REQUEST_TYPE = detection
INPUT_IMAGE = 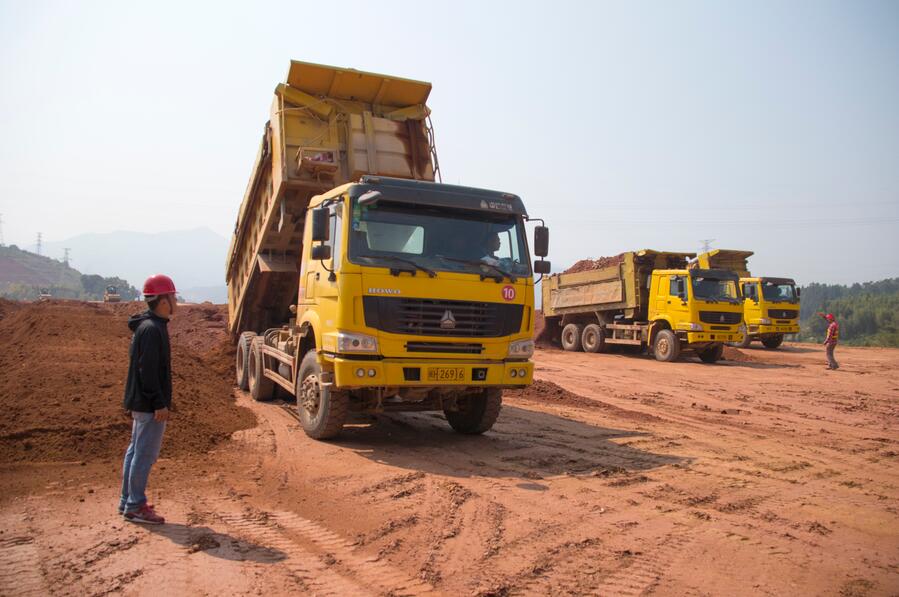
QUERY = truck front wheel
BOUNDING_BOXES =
[698,343,724,363]
[296,350,349,440]
[653,329,680,362]
[561,323,584,352]
[762,334,784,349]
[444,388,502,435]
[582,324,606,353]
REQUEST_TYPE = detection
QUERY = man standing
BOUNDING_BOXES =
[120,274,177,524]
[821,312,839,370]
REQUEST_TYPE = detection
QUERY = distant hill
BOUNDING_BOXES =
[0,245,139,300]
[35,228,229,303]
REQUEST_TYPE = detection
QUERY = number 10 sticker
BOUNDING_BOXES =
[502,285,516,301]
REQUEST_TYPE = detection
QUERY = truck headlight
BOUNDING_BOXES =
[758,318,771,325]
[739,324,747,335]
[336,331,379,353]
[679,322,703,332]
[508,339,534,358]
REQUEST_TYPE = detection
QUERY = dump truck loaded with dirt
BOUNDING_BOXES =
[226,61,550,439]
[541,250,744,363]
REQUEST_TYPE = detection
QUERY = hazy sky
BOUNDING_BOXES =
[1,0,897,284]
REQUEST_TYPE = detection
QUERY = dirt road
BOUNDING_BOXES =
[1,302,897,596]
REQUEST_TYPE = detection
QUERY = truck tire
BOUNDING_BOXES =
[581,324,606,353]
[653,329,680,362]
[235,332,255,390]
[729,334,752,349]
[561,323,584,352]
[248,338,275,401]
[762,334,784,349]
[296,350,349,440]
[444,388,502,435]
[698,343,724,363]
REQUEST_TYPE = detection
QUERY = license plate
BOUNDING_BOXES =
[426,367,466,382]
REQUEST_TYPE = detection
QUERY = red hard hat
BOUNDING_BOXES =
[143,274,177,297]
[825,313,835,321]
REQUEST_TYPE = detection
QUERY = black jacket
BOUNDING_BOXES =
[123,310,172,413]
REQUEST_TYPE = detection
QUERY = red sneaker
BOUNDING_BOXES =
[124,504,165,525]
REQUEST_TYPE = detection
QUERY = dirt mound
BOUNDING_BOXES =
[507,379,661,422]
[563,254,624,274]
[722,345,752,362]
[0,300,253,463]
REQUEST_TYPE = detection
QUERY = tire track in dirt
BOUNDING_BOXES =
[0,535,47,597]
[589,529,696,596]
[216,509,365,596]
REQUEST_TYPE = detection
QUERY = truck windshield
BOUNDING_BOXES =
[690,276,740,303]
[761,281,797,302]
[348,199,530,277]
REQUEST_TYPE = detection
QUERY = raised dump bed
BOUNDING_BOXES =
[226,61,438,337]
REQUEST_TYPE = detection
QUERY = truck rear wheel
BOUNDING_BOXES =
[762,334,784,349]
[581,324,606,353]
[561,323,584,352]
[653,329,680,362]
[235,332,255,390]
[698,343,724,363]
[248,338,275,401]
[297,350,348,440]
[444,388,502,435]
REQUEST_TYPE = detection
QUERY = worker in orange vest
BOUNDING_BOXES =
[819,312,839,370]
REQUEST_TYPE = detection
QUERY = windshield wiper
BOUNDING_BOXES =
[436,255,517,282]
[356,254,436,278]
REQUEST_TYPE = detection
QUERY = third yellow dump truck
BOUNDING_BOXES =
[226,61,549,439]
[695,250,800,349]
[542,250,744,363]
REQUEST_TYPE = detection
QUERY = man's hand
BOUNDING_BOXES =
[154,407,169,422]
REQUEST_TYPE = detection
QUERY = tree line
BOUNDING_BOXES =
[798,278,899,347]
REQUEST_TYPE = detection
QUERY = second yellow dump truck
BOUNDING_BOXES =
[226,61,549,439]
[542,250,744,363]
[695,250,800,349]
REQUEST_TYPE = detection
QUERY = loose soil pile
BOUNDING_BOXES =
[563,254,624,274]
[0,300,253,462]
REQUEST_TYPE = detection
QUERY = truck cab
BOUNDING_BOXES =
[646,268,744,361]
[736,277,800,349]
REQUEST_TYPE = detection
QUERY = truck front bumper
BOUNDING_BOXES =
[750,323,800,335]
[685,331,742,344]
[330,357,533,389]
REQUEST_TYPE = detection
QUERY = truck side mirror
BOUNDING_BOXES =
[311,207,330,242]
[534,260,551,274]
[311,244,331,261]
[796,288,801,297]
[533,226,549,258]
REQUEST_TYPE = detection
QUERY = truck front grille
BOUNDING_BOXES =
[363,296,523,338]
[768,308,798,319]
[698,311,742,325]
[406,342,484,354]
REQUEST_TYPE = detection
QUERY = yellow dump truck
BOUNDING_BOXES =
[541,250,744,363]
[695,250,800,349]
[226,61,549,439]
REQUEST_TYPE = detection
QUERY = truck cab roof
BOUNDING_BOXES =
[311,176,528,216]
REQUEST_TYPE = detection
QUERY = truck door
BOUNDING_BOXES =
[666,275,690,326]
[742,281,760,322]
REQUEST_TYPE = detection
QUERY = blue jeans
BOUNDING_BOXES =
[120,411,166,513]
